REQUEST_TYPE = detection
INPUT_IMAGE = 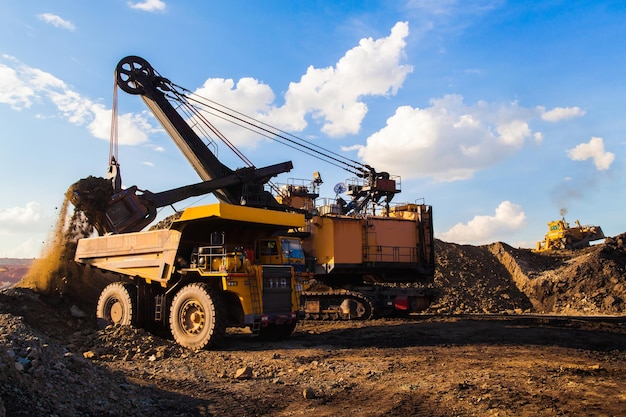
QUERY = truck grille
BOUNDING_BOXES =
[262,266,293,314]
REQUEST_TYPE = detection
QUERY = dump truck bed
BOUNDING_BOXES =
[75,229,181,286]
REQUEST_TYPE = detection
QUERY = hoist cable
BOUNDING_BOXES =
[169,92,355,173]
[109,74,119,165]
[169,83,368,176]
[171,90,255,168]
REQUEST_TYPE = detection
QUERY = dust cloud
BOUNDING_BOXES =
[17,177,113,305]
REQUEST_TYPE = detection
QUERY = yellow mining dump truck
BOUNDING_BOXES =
[75,202,308,349]
[535,218,605,251]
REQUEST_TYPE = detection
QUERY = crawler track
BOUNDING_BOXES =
[301,289,375,320]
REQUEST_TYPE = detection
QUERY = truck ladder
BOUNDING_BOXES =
[248,271,263,334]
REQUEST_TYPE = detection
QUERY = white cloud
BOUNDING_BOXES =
[541,106,586,122]
[438,201,526,244]
[0,64,34,109]
[354,94,539,181]
[0,238,43,258]
[37,13,76,31]
[566,136,615,170]
[191,77,276,148]
[128,0,166,12]
[146,144,166,152]
[88,104,153,145]
[190,22,413,147]
[0,57,155,145]
[0,203,49,257]
[0,202,46,237]
[0,202,43,224]
[269,21,413,137]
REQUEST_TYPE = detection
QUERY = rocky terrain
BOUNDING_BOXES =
[0,233,625,416]
[432,233,626,315]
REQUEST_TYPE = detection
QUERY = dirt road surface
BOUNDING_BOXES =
[1,288,625,417]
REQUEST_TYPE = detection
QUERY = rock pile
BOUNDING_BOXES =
[430,232,626,315]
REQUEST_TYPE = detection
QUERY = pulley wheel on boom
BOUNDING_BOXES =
[116,56,157,95]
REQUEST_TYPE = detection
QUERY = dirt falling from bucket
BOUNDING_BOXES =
[17,177,113,305]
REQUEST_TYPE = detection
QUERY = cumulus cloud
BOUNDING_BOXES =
[540,106,586,122]
[0,57,156,146]
[438,201,526,244]
[0,202,43,224]
[353,95,540,181]
[89,104,154,145]
[37,13,76,31]
[0,237,43,258]
[0,202,50,257]
[191,77,276,148]
[270,21,413,137]
[128,0,166,12]
[0,63,34,109]
[146,144,166,152]
[191,22,413,147]
[566,137,614,170]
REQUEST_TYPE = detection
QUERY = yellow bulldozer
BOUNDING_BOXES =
[535,217,605,252]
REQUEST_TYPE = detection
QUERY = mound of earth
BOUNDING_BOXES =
[430,232,626,315]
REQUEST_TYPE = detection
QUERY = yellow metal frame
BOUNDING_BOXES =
[174,202,305,228]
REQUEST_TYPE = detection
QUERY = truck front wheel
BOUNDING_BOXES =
[96,282,136,329]
[169,283,226,350]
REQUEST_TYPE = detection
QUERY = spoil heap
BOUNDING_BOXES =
[430,232,626,315]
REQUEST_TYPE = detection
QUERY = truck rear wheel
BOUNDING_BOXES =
[169,283,226,350]
[96,282,136,329]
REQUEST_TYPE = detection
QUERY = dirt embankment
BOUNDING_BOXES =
[430,232,626,316]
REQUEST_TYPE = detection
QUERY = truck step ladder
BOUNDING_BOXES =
[154,294,166,322]
[248,272,263,334]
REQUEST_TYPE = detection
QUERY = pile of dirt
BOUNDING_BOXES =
[523,233,626,314]
[429,240,535,314]
[429,232,626,315]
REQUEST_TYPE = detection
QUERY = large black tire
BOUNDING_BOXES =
[169,283,227,350]
[96,282,136,329]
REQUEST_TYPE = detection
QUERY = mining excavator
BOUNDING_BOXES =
[535,217,605,252]
[73,56,436,335]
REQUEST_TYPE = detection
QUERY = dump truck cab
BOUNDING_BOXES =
[255,237,306,271]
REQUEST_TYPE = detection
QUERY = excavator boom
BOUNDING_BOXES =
[72,56,296,234]
[115,55,292,206]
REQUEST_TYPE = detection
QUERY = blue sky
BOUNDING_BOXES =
[1,0,624,258]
